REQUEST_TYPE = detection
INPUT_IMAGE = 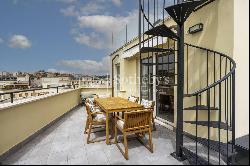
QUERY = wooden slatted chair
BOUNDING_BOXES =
[84,101,113,144]
[141,99,156,131]
[114,110,153,160]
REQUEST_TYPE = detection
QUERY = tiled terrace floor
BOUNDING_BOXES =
[2,106,185,165]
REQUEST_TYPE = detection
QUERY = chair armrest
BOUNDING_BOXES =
[143,107,154,111]
[91,112,104,116]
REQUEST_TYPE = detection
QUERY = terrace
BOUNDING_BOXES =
[0,88,184,165]
[2,108,183,165]
[1,87,241,165]
[0,0,248,165]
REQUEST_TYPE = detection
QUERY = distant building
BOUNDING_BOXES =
[0,71,9,76]
[81,76,111,88]
[17,74,30,83]
[0,76,17,82]
[0,73,30,89]
[40,76,73,88]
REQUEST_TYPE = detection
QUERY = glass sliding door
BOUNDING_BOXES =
[141,57,153,100]
[156,53,176,123]
[140,52,175,124]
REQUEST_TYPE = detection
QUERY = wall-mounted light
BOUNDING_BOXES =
[188,23,203,34]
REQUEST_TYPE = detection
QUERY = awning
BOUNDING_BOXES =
[122,37,167,59]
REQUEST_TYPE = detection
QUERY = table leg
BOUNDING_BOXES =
[106,112,109,145]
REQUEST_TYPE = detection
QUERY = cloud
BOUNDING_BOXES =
[61,2,105,16]
[60,0,137,49]
[77,14,129,34]
[0,38,3,44]
[9,35,32,49]
[74,32,107,49]
[47,68,69,74]
[57,0,78,4]
[79,1,106,15]
[58,0,122,6]
[58,56,110,75]
[60,5,79,17]
[111,0,122,6]
[74,10,137,49]
[12,0,19,5]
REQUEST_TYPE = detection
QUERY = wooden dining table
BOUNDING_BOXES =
[95,97,144,145]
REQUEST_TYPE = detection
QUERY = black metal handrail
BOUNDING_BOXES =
[0,84,79,103]
[184,43,236,97]
[140,4,155,28]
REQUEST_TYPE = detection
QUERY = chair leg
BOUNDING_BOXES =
[152,115,156,131]
[113,116,118,144]
[109,118,115,139]
[114,121,118,144]
[84,119,89,134]
[124,133,129,160]
[148,129,153,153]
[87,123,92,144]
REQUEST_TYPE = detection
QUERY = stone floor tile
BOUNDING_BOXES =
[2,106,184,165]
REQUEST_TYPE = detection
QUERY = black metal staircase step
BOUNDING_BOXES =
[184,133,236,157]
[145,24,178,39]
[165,1,205,25]
[184,121,232,131]
[235,135,249,152]
[184,105,219,111]
[140,47,175,53]
[182,147,210,165]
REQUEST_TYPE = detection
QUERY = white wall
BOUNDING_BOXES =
[234,0,249,138]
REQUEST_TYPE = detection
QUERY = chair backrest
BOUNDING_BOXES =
[85,103,93,119]
[86,98,95,105]
[124,110,152,131]
[128,96,139,103]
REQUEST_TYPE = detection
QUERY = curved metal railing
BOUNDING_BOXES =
[139,0,236,165]
[184,43,236,97]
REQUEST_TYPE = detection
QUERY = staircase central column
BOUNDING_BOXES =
[176,23,185,158]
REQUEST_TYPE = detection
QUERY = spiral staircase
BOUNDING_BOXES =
[139,0,236,165]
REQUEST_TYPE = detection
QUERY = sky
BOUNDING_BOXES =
[0,0,139,75]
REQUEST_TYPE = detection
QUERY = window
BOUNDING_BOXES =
[116,65,120,92]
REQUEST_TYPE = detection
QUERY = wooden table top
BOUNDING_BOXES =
[95,97,144,113]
